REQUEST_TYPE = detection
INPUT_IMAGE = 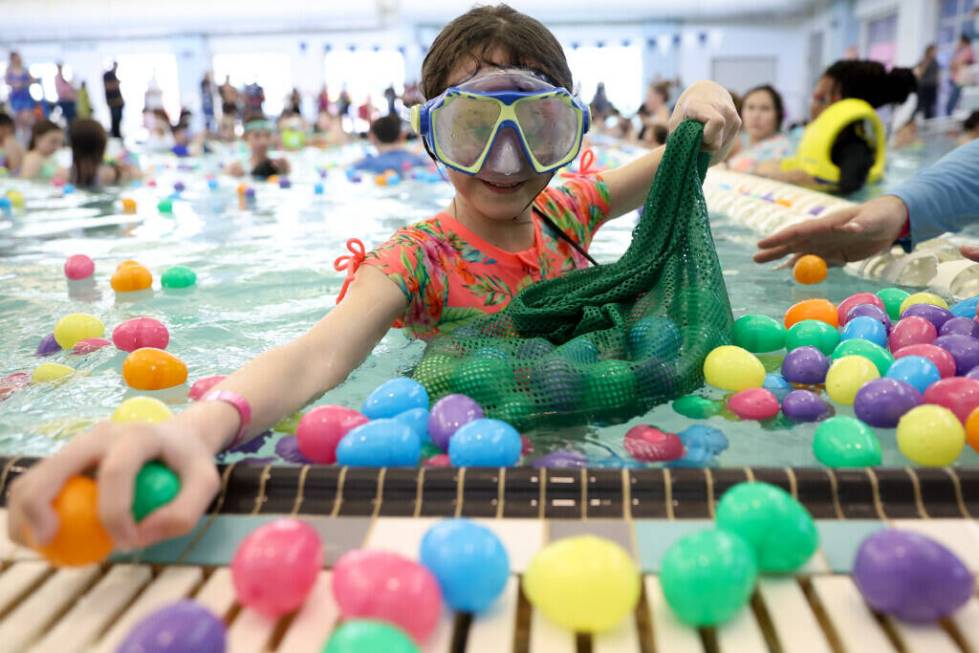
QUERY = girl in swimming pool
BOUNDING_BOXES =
[8,4,740,552]
[19,120,65,182]
[68,119,140,189]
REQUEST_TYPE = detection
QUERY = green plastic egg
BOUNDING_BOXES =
[450,356,511,406]
[876,287,911,322]
[324,620,419,653]
[161,265,197,289]
[813,416,882,467]
[786,319,841,355]
[491,392,535,430]
[412,353,457,399]
[716,482,819,573]
[157,198,173,214]
[660,529,757,626]
[831,339,894,375]
[733,315,786,353]
[131,462,181,522]
[274,411,303,434]
[584,360,637,412]
[672,395,721,419]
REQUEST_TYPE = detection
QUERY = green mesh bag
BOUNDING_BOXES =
[411,120,734,429]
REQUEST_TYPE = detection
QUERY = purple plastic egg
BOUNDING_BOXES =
[427,394,483,450]
[933,334,979,375]
[781,346,830,385]
[532,449,588,468]
[901,304,953,331]
[117,600,226,653]
[853,529,974,623]
[940,316,979,339]
[853,378,922,428]
[275,436,311,464]
[35,333,61,357]
[846,304,891,331]
[781,389,832,422]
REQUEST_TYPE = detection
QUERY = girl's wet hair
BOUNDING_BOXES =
[741,84,786,129]
[823,60,917,109]
[420,3,573,99]
[69,118,107,188]
[28,119,62,151]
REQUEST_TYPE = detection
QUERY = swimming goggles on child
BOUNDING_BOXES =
[410,69,590,176]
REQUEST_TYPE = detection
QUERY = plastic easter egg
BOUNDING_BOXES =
[826,356,880,406]
[32,362,75,383]
[893,343,957,378]
[188,375,226,400]
[672,394,721,419]
[529,358,583,412]
[117,600,226,653]
[324,621,419,653]
[297,405,369,464]
[786,320,840,355]
[111,262,153,292]
[332,549,442,642]
[532,449,588,468]
[763,373,793,401]
[337,419,421,467]
[899,291,948,317]
[451,356,511,406]
[38,476,113,566]
[727,388,779,420]
[877,287,911,321]
[889,316,937,351]
[36,333,61,356]
[782,389,832,422]
[54,312,105,349]
[122,348,188,390]
[678,425,729,457]
[854,529,974,622]
[781,346,830,385]
[837,292,885,325]
[716,482,818,572]
[157,198,173,214]
[392,407,430,443]
[831,339,893,375]
[902,304,953,332]
[112,397,173,424]
[846,304,891,331]
[841,316,887,348]
[362,378,429,419]
[897,405,964,466]
[940,316,979,338]
[793,255,827,284]
[784,298,838,329]
[313,182,325,195]
[131,462,180,521]
[950,296,979,318]
[448,419,521,467]
[732,315,786,353]
[121,197,137,214]
[420,519,509,613]
[428,394,483,450]
[922,377,979,422]
[966,407,979,452]
[64,254,94,280]
[583,360,638,412]
[813,415,881,467]
[703,346,765,391]
[886,355,941,394]
[523,535,640,632]
[231,519,323,617]
[491,392,535,430]
[933,334,979,375]
[624,425,684,461]
[853,378,922,428]
[659,529,757,627]
[557,336,601,364]
[73,338,111,354]
[627,316,682,359]
[5,189,23,207]
[161,265,197,289]
[112,317,170,352]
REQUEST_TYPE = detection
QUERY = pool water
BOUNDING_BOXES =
[1,138,975,468]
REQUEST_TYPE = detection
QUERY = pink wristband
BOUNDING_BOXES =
[202,390,252,451]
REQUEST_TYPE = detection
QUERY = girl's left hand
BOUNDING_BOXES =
[669,81,741,164]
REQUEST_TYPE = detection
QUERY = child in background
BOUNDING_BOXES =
[351,114,429,173]
[311,111,349,148]
[0,112,25,173]
[225,117,290,179]
[960,111,979,144]
[19,119,65,181]
[68,118,139,188]
[7,4,738,552]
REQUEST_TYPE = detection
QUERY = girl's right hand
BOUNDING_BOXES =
[8,420,220,552]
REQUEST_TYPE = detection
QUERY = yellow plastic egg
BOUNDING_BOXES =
[825,356,879,405]
[899,292,948,316]
[703,346,766,392]
[897,404,964,466]
[53,313,105,349]
[121,197,137,214]
[112,397,173,424]
[522,535,640,633]
[32,362,75,383]
[7,190,24,208]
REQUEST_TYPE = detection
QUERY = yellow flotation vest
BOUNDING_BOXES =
[782,98,886,187]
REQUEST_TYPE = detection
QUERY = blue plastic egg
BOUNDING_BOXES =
[448,419,521,467]
[314,182,325,195]
[841,316,888,348]
[420,519,510,613]
[392,407,430,443]
[671,425,729,467]
[63,183,75,194]
[207,178,219,190]
[336,419,420,467]
[117,600,226,653]
[886,355,942,394]
[362,378,430,419]
[555,337,600,364]
[950,296,979,319]
[762,372,793,402]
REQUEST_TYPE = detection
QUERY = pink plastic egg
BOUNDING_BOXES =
[923,377,979,423]
[112,317,170,352]
[894,344,957,378]
[189,375,226,401]
[726,387,780,420]
[889,317,937,351]
[72,338,111,355]
[332,549,442,643]
[297,405,369,464]
[231,519,323,618]
[624,425,684,461]
[424,453,452,467]
[838,293,885,326]
[64,254,95,280]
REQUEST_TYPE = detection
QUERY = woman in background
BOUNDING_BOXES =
[724,84,792,173]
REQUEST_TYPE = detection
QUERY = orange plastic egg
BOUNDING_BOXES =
[121,197,137,214]
[111,263,153,292]
[38,476,113,566]
[122,347,188,390]
[784,298,838,329]
[966,407,979,453]
[793,255,828,285]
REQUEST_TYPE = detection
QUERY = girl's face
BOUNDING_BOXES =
[741,90,778,140]
[246,129,272,155]
[36,130,64,156]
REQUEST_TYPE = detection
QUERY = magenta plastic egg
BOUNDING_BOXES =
[624,425,684,461]
[231,519,323,617]
[64,254,95,280]
[332,549,442,643]
[837,293,885,325]
[853,378,923,428]
[112,317,170,352]
[933,335,979,375]
[923,377,979,423]
[894,344,957,378]
[297,405,369,464]
[889,317,937,351]
[726,388,780,420]
[189,375,226,400]
[428,394,483,450]
[72,338,111,354]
